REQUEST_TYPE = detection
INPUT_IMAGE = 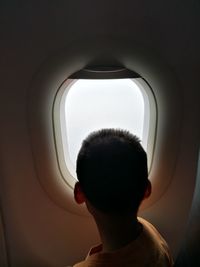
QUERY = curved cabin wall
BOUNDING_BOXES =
[0,1,199,267]
[28,41,182,216]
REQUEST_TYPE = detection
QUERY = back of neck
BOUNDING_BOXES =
[94,215,142,252]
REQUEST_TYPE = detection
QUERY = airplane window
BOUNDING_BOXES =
[54,76,156,187]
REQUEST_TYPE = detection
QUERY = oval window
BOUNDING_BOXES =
[54,70,156,188]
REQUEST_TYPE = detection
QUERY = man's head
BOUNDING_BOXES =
[75,129,151,215]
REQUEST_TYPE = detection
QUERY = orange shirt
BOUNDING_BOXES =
[73,218,173,267]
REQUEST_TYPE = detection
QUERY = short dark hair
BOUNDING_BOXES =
[76,129,148,214]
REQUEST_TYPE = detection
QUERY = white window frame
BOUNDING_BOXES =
[53,77,157,189]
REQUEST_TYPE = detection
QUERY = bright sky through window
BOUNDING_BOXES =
[64,79,145,172]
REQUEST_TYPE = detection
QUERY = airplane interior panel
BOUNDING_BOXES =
[0,1,199,266]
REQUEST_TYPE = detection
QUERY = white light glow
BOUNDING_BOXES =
[64,79,145,171]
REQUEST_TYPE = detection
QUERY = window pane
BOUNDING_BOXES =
[64,79,145,172]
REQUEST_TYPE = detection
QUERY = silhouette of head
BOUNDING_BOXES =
[76,129,149,215]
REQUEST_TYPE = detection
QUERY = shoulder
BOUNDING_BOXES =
[138,217,174,266]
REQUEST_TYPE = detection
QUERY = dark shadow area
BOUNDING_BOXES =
[175,149,200,267]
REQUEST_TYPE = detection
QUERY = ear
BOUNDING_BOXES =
[143,179,152,199]
[74,182,86,204]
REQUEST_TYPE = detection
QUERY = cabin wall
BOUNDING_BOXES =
[0,1,199,266]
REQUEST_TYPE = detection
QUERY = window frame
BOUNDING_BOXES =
[53,68,157,189]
